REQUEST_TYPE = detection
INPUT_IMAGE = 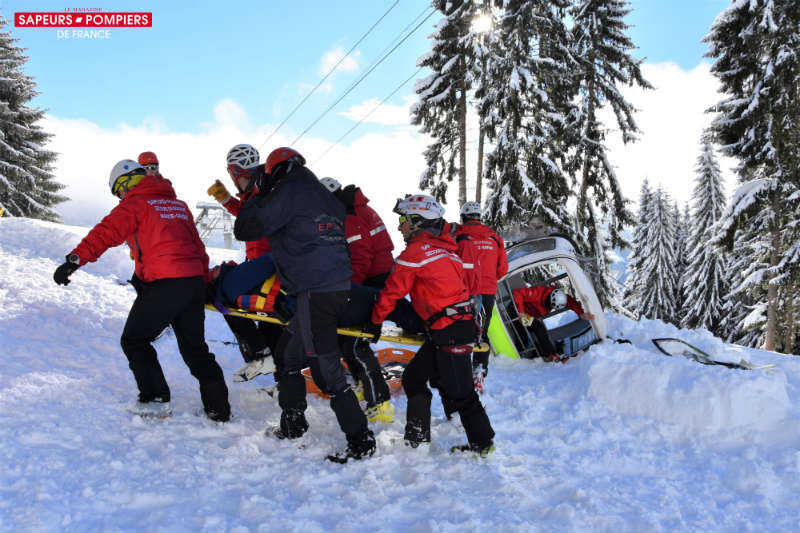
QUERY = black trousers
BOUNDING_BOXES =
[276,290,367,437]
[403,319,494,448]
[472,293,496,370]
[223,314,282,362]
[120,276,229,415]
[339,337,390,407]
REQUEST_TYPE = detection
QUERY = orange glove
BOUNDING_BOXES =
[207,179,232,204]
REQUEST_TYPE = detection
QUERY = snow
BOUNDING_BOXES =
[3,217,800,532]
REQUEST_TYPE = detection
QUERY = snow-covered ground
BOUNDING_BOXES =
[2,217,799,532]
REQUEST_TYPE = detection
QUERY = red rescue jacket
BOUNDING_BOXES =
[454,220,508,294]
[337,186,394,284]
[222,191,271,260]
[513,286,584,319]
[71,176,209,282]
[372,230,471,330]
[444,222,481,295]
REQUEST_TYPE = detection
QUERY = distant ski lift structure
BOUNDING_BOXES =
[194,201,235,249]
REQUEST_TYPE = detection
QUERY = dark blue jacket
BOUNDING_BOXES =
[234,166,352,294]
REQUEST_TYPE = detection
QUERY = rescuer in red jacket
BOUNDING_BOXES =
[206,144,281,383]
[319,177,395,287]
[364,194,495,456]
[512,285,595,361]
[454,202,509,387]
[52,160,230,421]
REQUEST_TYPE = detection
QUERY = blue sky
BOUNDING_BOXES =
[7,0,729,137]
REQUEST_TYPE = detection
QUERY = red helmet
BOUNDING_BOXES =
[265,147,305,175]
[138,151,159,165]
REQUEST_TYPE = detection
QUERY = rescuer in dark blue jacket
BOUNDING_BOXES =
[234,147,374,462]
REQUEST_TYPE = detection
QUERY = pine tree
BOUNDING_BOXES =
[682,134,729,334]
[705,0,800,352]
[719,228,766,348]
[411,0,478,205]
[567,0,651,306]
[0,17,65,220]
[671,201,689,325]
[635,187,677,322]
[481,0,574,234]
[622,179,652,314]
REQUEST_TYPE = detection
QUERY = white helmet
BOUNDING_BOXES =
[109,159,145,195]
[226,144,260,169]
[320,177,341,193]
[548,289,567,311]
[393,193,445,220]
[460,201,482,219]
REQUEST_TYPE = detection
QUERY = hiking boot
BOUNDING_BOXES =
[450,440,495,458]
[272,409,308,439]
[233,352,275,382]
[128,397,172,418]
[365,400,394,423]
[327,429,376,463]
[472,364,486,394]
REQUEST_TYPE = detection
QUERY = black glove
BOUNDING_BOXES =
[362,321,383,343]
[53,254,80,286]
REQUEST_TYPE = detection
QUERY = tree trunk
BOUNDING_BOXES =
[476,128,484,203]
[764,192,780,351]
[458,71,468,207]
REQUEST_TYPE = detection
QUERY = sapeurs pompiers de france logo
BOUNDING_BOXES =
[14,9,151,40]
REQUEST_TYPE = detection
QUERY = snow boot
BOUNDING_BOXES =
[326,429,376,463]
[272,408,309,439]
[204,408,231,423]
[403,418,431,448]
[233,349,275,382]
[450,440,495,458]
[365,400,394,423]
[128,397,172,418]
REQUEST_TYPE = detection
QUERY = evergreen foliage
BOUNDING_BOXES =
[568,0,651,305]
[0,17,65,220]
[682,135,728,334]
[705,0,800,352]
[634,187,677,322]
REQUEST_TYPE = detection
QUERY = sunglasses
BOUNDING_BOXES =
[143,164,158,172]
[398,214,408,225]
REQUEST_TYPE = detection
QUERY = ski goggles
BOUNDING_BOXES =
[227,164,260,180]
[111,172,145,196]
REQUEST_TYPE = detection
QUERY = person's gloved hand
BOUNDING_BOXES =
[362,321,383,343]
[520,314,533,327]
[53,254,80,286]
[207,179,232,204]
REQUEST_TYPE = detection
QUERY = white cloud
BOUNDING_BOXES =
[338,95,415,126]
[319,47,361,76]
[44,101,426,253]
[600,61,737,208]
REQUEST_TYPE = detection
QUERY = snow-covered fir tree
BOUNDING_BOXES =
[635,186,677,322]
[0,17,65,220]
[411,0,479,205]
[622,179,652,313]
[671,201,689,326]
[481,0,574,233]
[719,227,766,348]
[682,134,729,335]
[567,0,651,306]
[705,0,799,352]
